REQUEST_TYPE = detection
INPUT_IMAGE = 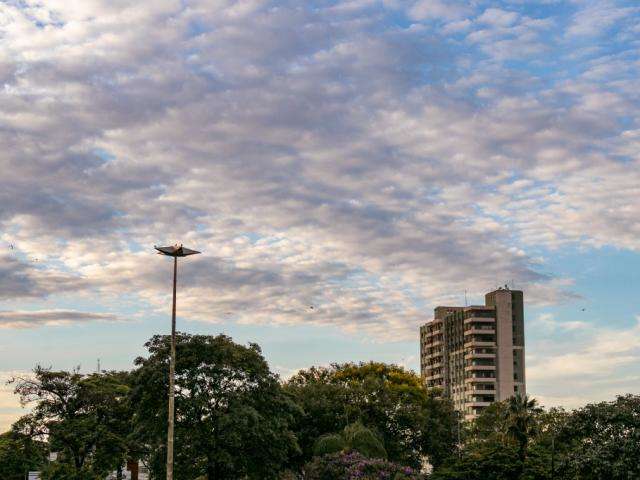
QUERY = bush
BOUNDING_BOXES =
[312,422,387,460]
[314,433,346,457]
[343,422,387,460]
[305,451,423,480]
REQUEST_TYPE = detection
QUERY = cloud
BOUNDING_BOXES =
[408,0,472,21]
[0,254,87,300]
[477,8,519,27]
[0,371,30,433]
[528,316,640,407]
[0,0,637,345]
[0,310,120,329]
[567,1,639,37]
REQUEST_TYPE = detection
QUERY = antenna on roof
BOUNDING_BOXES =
[97,358,101,373]
[464,290,468,307]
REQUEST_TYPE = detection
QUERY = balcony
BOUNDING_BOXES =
[464,340,495,349]
[464,352,495,359]
[464,364,496,372]
[465,376,496,384]
[424,351,443,360]
[464,325,496,334]
[464,316,495,324]
[466,387,496,395]
[424,328,443,338]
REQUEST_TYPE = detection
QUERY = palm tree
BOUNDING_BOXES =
[504,394,542,469]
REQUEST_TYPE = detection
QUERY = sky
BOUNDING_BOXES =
[1,0,639,432]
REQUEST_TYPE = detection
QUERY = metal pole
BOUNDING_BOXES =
[167,256,177,480]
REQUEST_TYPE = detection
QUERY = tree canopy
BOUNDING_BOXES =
[10,368,133,480]
[285,361,457,469]
[131,333,300,480]
[3,336,639,480]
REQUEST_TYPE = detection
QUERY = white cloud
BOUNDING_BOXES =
[477,8,519,27]
[0,310,120,329]
[528,316,640,407]
[0,371,31,433]
[567,1,639,37]
[0,0,637,351]
[408,0,472,21]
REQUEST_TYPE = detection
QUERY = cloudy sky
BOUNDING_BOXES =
[1,0,639,431]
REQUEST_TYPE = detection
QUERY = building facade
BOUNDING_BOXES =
[420,287,525,419]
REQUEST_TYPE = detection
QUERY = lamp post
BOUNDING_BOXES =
[155,244,201,480]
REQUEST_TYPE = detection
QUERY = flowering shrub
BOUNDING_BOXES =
[305,452,424,480]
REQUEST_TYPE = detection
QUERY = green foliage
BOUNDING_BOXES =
[0,429,47,480]
[434,394,640,480]
[431,442,522,480]
[5,337,639,480]
[557,394,640,479]
[343,422,387,459]
[10,368,134,479]
[312,422,387,459]
[313,433,346,457]
[131,333,300,480]
[285,362,457,469]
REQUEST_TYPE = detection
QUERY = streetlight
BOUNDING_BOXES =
[155,244,201,480]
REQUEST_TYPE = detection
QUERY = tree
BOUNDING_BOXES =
[434,395,550,480]
[0,428,47,480]
[131,333,300,480]
[313,422,387,459]
[285,362,457,469]
[431,442,523,480]
[558,395,640,479]
[504,394,542,467]
[10,368,134,480]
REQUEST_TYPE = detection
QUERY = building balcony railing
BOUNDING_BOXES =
[464,328,496,335]
[464,341,496,349]
[424,350,443,359]
[466,387,496,394]
[424,329,443,338]
[464,352,496,359]
[465,376,496,383]
[466,401,493,408]
[464,365,496,371]
[463,316,495,324]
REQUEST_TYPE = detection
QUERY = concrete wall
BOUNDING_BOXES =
[486,289,515,401]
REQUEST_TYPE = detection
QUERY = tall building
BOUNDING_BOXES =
[419,287,525,419]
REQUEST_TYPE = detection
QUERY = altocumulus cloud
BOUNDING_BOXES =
[0,0,637,343]
[0,310,120,329]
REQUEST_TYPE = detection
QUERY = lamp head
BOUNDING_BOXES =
[154,244,201,257]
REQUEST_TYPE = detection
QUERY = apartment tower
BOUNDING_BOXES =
[419,287,525,419]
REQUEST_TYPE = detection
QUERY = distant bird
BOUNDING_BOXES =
[309,306,314,310]
[9,244,14,250]
[581,308,586,312]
